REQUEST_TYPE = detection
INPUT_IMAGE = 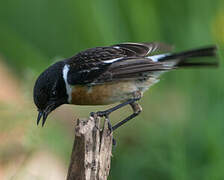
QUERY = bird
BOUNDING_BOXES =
[33,42,218,130]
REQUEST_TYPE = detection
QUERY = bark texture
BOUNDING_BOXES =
[67,116,113,180]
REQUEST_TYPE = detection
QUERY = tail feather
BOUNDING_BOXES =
[159,46,218,68]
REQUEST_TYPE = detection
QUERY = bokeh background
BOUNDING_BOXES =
[0,0,224,179]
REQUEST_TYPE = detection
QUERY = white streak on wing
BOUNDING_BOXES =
[63,64,72,103]
[147,53,170,62]
[113,46,120,49]
[103,57,123,64]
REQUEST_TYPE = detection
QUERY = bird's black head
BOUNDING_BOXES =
[33,61,68,126]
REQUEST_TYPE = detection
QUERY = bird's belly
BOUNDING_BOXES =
[70,78,158,105]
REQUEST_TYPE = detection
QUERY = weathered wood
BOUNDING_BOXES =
[67,116,113,180]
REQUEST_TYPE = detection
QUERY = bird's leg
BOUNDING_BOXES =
[91,98,138,118]
[90,91,142,118]
[112,102,142,131]
[90,98,138,135]
[107,102,142,146]
[90,91,142,135]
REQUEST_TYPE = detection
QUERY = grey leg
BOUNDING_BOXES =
[112,102,142,131]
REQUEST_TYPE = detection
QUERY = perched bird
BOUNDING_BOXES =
[33,42,218,129]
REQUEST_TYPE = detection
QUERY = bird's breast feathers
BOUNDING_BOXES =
[69,78,159,105]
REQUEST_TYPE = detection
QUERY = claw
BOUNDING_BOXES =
[90,112,95,117]
[106,119,113,133]
[90,110,110,118]
[105,117,116,146]
[112,138,116,146]
[97,110,109,117]
[90,112,99,119]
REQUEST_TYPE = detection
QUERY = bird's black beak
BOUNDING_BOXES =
[36,99,67,127]
[37,103,56,127]
[37,111,43,126]
[37,110,50,127]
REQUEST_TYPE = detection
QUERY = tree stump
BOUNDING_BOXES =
[67,115,113,180]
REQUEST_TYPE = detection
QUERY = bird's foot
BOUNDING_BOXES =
[112,138,116,146]
[98,110,111,117]
[105,116,117,146]
[90,111,112,133]
[90,110,111,118]
[90,111,116,146]
[105,115,113,134]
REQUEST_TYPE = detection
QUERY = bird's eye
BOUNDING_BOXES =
[52,90,57,96]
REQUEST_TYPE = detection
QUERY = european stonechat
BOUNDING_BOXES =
[33,42,218,129]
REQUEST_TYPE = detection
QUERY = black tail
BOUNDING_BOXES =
[160,46,218,68]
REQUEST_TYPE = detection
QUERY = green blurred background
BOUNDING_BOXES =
[0,0,223,179]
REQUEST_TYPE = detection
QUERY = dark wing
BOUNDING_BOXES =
[66,42,173,85]
[96,58,173,83]
[113,42,173,56]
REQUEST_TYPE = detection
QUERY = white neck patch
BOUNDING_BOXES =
[63,64,72,103]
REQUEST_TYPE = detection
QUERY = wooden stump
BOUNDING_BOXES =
[67,116,113,180]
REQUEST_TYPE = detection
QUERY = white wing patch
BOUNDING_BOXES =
[103,57,123,64]
[63,64,72,103]
[113,46,121,49]
[148,53,179,67]
[147,53,170,62]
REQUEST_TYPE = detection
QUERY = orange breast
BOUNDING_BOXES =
[71,81,138,105]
